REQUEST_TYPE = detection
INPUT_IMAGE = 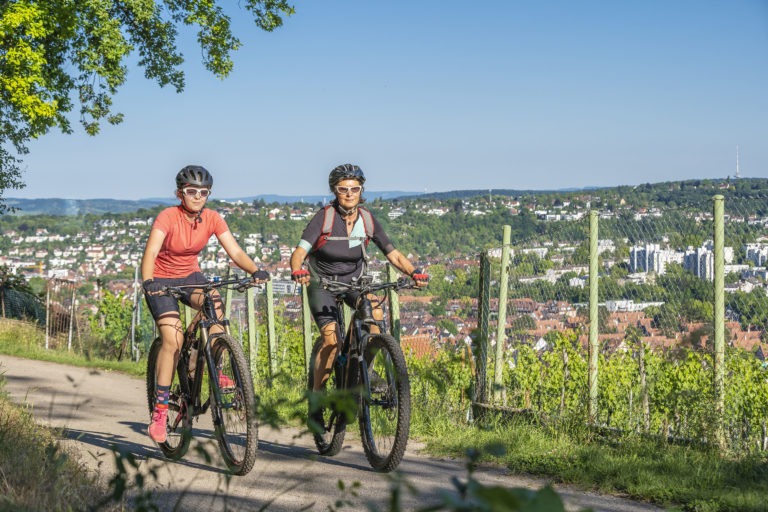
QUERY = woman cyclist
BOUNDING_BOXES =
[289,164,428,407]
[142,165,268,444]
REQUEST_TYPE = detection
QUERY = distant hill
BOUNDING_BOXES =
[3,197,176,216]
[3,191,423,216]
[416,187,601,200]
[6,178,766,215]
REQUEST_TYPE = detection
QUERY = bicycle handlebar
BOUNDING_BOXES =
[319,275,415,295]
[162,276,261,298]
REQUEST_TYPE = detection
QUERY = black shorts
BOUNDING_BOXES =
[144,272,209,320]
[307,282,361,328]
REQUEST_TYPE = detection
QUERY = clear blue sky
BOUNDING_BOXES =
[17,0,768,200]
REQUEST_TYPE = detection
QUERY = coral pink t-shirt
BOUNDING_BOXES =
[151,206,229,278]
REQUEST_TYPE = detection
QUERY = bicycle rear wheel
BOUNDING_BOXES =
[308,337,351,456]
[209,334,258,476]
[146,337,192,460]
[359,333,411,472]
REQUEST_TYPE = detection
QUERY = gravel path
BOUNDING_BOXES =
[0,355,666,511]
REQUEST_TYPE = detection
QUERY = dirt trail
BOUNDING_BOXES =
[0,355,665,511]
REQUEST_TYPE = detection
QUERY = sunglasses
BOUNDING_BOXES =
[335,185,362,195]
[182,187,211,198]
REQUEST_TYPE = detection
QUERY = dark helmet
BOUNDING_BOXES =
[176,165,213,189]
[328,164,365,191]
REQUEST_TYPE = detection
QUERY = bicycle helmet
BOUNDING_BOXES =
[176,165,213,189]
[328,164,365,191]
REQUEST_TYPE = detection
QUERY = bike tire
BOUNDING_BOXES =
[308,337,350,456]
[146,337,192,460]
[359,333,411,472]
[209,334,258,476]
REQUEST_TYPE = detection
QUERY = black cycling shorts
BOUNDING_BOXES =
[307,282,361,328]
[144,272,210,320]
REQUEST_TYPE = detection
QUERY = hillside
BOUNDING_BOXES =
[6,177,767,216]
[4,191,423,216]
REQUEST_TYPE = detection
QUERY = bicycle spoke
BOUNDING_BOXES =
[210,335,258,475]
[359,334,411,472]
[146,337,192,460]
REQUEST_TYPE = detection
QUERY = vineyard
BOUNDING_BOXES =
[475,193,768,453]
[2,192,768,456]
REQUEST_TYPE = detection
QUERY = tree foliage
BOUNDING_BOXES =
[0,0,294,211]
[0,263,32,294]
[88,289,133,357]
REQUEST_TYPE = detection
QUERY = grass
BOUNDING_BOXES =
[3,320,768,511]
[0,319,145,378]
[423,413,768,512]
[0,379,123,511]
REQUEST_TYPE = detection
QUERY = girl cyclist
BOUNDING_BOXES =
[142,165,268,444]
[289,164,428,404]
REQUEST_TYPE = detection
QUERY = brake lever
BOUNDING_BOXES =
[396,276,412,289]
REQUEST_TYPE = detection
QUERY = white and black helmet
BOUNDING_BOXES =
[328,164,365,191]
[176,165,213,189]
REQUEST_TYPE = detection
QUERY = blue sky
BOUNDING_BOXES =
[17,0,768,200]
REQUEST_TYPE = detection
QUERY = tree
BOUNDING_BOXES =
[510,314,536,332]
[0,264,32,294]
[89,289,133,359]
[0,0,294,211]
[436,318,458,336]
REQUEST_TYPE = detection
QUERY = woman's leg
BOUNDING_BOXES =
[313,321,339,391]
[368,293,384,334]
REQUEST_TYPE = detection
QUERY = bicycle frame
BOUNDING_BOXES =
[147,274,260,474]
[334,292,383,396]
[171,278,246,415]
[324,275,411,396]
[311,274,415,471]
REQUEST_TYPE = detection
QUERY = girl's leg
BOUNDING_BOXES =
[155,313,184,387]
[149,313,184,443]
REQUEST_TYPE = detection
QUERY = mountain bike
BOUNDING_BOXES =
[146,275,258,475]
[308,274,415,472]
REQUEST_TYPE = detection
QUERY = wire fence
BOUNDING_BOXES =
[477,194,768,451]
[0,287,45,326]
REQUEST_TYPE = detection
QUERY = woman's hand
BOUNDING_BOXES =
[410,269,429,288]
[142,279,165,296]
[291,268,311,286]
[251,270,271,283]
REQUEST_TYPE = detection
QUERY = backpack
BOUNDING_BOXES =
[312,205,374,252]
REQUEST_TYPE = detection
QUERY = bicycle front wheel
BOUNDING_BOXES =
[359,333,411,472]
[146,337,192,460]
[208,334,258,476]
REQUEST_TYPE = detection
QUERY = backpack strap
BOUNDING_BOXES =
[311,205,336,252]
[311,205,375,252]
[357,207,374,245]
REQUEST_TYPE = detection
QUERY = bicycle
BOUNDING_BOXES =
[308,274,415,472]
[146,275,259,475]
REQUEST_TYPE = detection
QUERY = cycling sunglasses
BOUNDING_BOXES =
[335,185,362,195]
[182,187,211,198]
